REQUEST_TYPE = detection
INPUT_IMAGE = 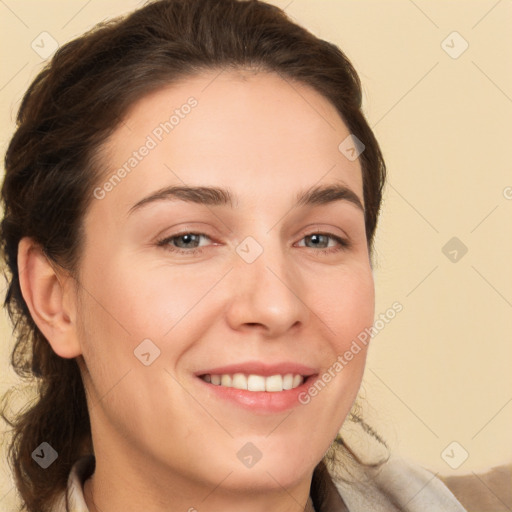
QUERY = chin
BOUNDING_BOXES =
[220,463,312,494]
[208,442,319,492]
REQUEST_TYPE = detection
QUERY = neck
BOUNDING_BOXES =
[83,435,313,512]
[82,394,316,512]
[83,461,312,512]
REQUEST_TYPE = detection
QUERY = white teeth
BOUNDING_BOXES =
[201,373,305,392]
[282,373,294,390]
[266,374,285,392]
[232,373,247,390]
[221,374,232,387]
[247,374,266,392]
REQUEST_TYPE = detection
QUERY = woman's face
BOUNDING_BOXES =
[75,70,374,494]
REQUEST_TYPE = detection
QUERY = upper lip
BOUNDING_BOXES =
[195,361,318,377]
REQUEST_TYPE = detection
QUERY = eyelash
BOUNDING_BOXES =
[156,231,350,256]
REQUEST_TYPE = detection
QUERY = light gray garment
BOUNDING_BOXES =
[328,456,468,512]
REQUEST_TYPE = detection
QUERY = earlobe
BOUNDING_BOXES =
[17,237,82,359]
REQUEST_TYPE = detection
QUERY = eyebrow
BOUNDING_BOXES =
[128,183,364,215]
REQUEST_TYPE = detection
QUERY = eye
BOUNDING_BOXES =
[156,231,350,256]
[156,232,212,255]
[296,233,350,255]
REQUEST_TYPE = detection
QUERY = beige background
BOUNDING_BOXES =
[1,0,511,509]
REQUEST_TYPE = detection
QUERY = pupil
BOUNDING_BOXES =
[309,234,326,248]
[180,234,196,247]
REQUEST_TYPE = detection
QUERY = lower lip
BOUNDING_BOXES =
[196,375,317,413]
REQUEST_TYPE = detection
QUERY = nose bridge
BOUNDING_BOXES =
[226,231,308,335]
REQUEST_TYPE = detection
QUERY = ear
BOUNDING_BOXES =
[17,237,82,358]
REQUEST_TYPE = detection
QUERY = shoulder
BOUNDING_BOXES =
[330,455,468,512]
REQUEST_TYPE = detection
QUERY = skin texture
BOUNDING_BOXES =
[18,70,375,512]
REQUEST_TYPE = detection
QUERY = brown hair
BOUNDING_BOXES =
[0,0,387,510]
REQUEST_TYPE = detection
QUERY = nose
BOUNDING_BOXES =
[224,237,310,338]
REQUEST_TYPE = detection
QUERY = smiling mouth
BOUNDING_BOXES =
[199,373,305,392]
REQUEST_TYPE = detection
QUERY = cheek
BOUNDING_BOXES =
[78,246,374,361]
[311,263,375,347]
[75,255,229,382]
[77,253,207,338]
[300,264,374,413]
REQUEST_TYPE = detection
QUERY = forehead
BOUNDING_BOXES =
[93,69,363,217]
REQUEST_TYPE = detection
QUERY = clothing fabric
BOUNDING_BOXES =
[52,455,467,511]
